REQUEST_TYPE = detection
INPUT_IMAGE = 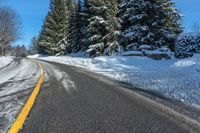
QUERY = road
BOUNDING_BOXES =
[18,59,193,133]
[0,58,194,133]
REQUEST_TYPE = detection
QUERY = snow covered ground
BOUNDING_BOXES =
[0,56,14,70]
[28,54,200,108]
[0,57,40,133]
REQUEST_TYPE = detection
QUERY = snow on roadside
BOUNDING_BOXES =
[29,54,200,108]
[27,54,41,59]
[0,56,14,70]
[0,58,40,133]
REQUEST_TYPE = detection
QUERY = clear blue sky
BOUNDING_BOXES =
[1,0,200,47]
[175,0,200,31]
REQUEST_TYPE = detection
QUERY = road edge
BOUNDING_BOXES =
[71,63,200,132]
[8,60,44,133]
[118,86,200,132]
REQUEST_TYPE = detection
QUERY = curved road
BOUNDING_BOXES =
[11,59,193,133]
[1,58,195,133]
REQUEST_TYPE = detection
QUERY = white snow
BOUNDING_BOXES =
[29,54,200,108]
[0,56,13,69]
[138,44,152,50]
[0,58,40,133]
[121,50,143,56]
[27,54,41,59]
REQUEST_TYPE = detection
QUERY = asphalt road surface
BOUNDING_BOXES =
[20,59,192,133]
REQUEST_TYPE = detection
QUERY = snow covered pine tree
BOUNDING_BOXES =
[119,0,182,51]
[37,0,69,55]
[68,0,88,53]
[176,33,200,58]
[85,0,122,57]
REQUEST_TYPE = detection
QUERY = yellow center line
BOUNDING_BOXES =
[8,61,45,133]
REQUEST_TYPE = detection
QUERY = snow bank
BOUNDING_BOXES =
[30,54,200,108]
[0,56,13,69]
[27,54,41,59]
[0,59,40,133]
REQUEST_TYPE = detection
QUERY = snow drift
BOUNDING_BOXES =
[0,56,13,69]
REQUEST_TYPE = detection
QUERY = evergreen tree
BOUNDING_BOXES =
[77,0,92,52]
[37,0,183,57]
[74,0,90,53]
[119,0,183,51]
[68,0,87,53]
[85,0,122,57]
[38,0,69,55]
[84,0,107,57]
[104,0,123,55]
[37,12,54,55]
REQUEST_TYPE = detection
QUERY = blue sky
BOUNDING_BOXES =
[175,0,200,31]
[1,0,200,47]
[0,0,50,47]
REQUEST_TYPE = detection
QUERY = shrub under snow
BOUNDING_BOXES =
[176,32,200,58]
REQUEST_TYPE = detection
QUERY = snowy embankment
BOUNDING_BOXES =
[28,54,200,108]
[0,57,40,133]
[0,56,13,69]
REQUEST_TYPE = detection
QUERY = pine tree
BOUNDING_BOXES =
[119,0,183,51]
[77,0,92,53]
[38,0,69,55]
[84,0,107,57]
[37,12,55,55]
[104,0,123,55]
[75,0,91,53]
[68,0,87,53]
[85,0,122,57]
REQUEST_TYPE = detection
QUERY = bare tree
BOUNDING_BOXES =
[0,6,21,55]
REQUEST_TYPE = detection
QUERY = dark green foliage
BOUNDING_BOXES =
[37,0,183,57]
[85,0,122,57]
[68,0,88,53]
[175,33,200,58]
[38,0,69,55]
[119,0,183,51]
